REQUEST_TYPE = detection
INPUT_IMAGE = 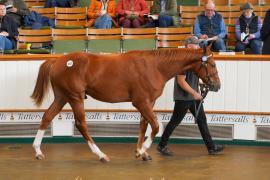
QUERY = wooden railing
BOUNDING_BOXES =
[0,53,269,61]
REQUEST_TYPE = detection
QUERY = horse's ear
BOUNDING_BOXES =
[203,41,213,54]
[206,41,214,52]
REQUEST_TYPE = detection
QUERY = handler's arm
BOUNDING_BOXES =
[177,75,202,100]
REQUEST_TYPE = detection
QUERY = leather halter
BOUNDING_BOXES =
[198,53,218,88]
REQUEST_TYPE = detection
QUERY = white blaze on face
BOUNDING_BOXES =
[67,60,73,67]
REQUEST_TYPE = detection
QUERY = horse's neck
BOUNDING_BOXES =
[156,49,201,81]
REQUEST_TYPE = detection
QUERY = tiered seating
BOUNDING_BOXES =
[263,0,270,4]
[14,2,270,54]
[226,25,236,50]
[180,6,203,26]
[30,7,55,19]
[14,27,193,54]
[230,0,259,6]
[87,28,122,53]
[24,0,46,8]
[55,7,87,28]
[215,6,240,25]
[157,27,192,48]
[200,0,229,6]
[52,28,87,53]
[253,5,270,18]
[121,28,156,52]
[17,28,52,53]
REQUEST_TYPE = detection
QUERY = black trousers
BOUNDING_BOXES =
[159,100,215,150]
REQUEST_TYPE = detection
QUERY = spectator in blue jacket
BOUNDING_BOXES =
[194,1,226,52]
[235,2,262,54]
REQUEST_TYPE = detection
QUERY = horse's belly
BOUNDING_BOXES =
[86,88,131,103]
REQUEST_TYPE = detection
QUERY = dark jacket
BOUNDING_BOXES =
[0,15,19,48]
[151,0,179,26]
[173,72,199,101]
[261,10,270,54]
[239,13,258,34]
[44,0,79,7]
[5,0,30,27]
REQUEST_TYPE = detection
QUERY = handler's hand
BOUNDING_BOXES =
[192,92,203,100]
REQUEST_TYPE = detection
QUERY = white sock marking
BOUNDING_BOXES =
[143,137,153,149]
[33,129,45,155]
[88,142,105,159]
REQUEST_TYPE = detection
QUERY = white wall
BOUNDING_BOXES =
[1,60,269,112]
[1,59,270,140]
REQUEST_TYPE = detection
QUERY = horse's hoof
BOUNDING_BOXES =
[100,155,110,163]
[135,150,141,159]
[35,154,45,160]
[142,154,152,161]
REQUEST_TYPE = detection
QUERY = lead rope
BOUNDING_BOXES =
[194,83,209,124]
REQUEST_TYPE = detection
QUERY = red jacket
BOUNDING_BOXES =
[117,0,149,23]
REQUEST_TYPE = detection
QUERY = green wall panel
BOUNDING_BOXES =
[178,0,198,5]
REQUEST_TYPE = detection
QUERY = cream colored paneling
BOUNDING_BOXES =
[248,61,262,112]
[0,60,270,113]
[260,62,270,112]
[224,61,237,111]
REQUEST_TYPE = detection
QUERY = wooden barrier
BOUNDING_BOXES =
[0,53,269,61]
[0,54,270,140]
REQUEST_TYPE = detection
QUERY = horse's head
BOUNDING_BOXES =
[194,43,221,92]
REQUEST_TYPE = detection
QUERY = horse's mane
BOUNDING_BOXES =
[141,48,203,62]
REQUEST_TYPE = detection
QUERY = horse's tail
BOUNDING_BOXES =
[31,60,55,107]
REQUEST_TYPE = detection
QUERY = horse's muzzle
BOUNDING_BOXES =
[209,83,221,92]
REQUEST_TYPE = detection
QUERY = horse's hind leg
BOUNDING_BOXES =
[33,98,66,160]
[69,100,110,162]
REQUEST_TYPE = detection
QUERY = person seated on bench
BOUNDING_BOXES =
[117,0,149,28]
[4,0,30,28]
[194,1,226,52]
[86,0,116,29]
[235,2,262,54]
[143,0,180,27]
[0,3,18,52]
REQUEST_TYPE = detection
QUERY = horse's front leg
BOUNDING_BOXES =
[134,101,159,161]
[70,99,110,163]
[135,117,152,161]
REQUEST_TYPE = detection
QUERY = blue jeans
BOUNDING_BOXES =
[143,15,173,28]
[0,36,13,51]
[212,38,226,51]
[200,38,226,52]
[235,39,262,54]
[94,14,112,29]
[158,15,173,27]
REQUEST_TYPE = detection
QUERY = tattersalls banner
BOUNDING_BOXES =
[0,111,268,125]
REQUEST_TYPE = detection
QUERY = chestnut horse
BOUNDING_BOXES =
[31,45,220,162]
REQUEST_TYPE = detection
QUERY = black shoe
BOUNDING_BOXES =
[208,145,224,155]
[157,145,174,156]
